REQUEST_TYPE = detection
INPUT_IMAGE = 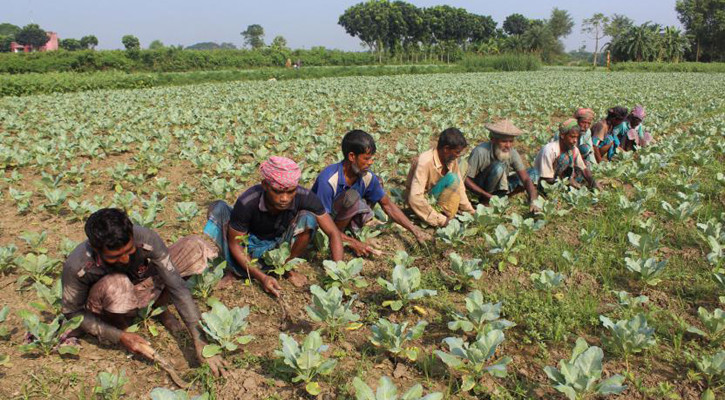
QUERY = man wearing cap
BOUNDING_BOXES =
[464,120,539,212]
[312,130,430,256]
[404,127,475,227]
[203,156,344,297]
[535,119,599,190]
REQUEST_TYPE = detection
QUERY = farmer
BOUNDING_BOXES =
[534,119,599,190]
[204,156,343,297]
[312,130,430,256]
[619,106,652,151]
[464,120,539,213]
[404,127,475,227]
[592,106,628,163]
[61,208,226,376]
[574,108,597,167]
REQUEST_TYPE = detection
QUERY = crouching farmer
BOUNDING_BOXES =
[404,127,475,227]
[534,119,599,191]
[61,208,226,376]
[312,130,430,256]
[204,156,343,297]
[464,120,539,213]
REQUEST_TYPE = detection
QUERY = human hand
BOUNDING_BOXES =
[261,275,281,297]
[529,203,541,214]
[193,338,228,378]
[413,228,431,244]
[120,332,152,358]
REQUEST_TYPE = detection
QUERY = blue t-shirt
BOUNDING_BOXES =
[311,161,386,214]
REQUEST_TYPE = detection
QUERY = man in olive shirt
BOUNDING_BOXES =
[465,120,539,213]
[61,208,225,376]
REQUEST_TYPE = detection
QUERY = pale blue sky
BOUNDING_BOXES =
[5,0,681,52]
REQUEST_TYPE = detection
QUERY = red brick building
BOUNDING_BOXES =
[10,31,59,53]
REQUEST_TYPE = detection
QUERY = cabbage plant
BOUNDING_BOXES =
[17,310,83,356]
[186,262,225,301]
[199,301,253,357]
[0,305,9,337]
[263,243,305,277]
[15,253,59,287]
[484,224,522,270]
[0,244,17,275]
[530,270,565,291]
[305,285,360,338]
[687,307,725,345]
[434,330,512,392]
[611,291,649,309]
[447,290,515,336]
[660,199,701,222]
[447,252,484,290]
[544,337,626,400]
[624,257,666,286]
[377,264,437,311]
[30,280,62,314]
[436,218,475,246]
[599,314,656,360]
[275,330,337,396]
[323,258,367,295]
[149,388,208,400]
[93,370,128,400]
[369,318,427,361]
[352,376,442,400]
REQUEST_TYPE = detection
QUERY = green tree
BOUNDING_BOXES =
[604,14,634,41]
[80,35,98,50]
[0,35,13,52]
[659,26,690,62]
[522,22,554,54]
[15,24,49,51]
[548,8,574,39]
[270,36,288,50]
[503,13,529,36]
[241,24,265,49]
[0,23,20,37]
[582,13,610,66]
[676,0,725,61]
[121,35,140,50]
[620,22,661,62]
[220,42,237,49]
[148,39,164,50]
[59,38,82,51]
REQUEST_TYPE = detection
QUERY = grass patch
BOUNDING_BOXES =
[612,62,725,73]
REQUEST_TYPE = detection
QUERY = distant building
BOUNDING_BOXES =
[10,31,59,53]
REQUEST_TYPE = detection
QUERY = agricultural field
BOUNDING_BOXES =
[0,70,724,399]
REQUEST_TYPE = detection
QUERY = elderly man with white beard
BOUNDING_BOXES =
[464,120,540,213]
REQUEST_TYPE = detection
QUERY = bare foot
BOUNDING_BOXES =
[216,270,238,290]
[285,270,308,288]
[157,310,184,334]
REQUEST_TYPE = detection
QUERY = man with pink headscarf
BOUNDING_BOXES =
[203,156,343,297]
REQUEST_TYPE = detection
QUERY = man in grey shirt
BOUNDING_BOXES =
[464,120,539,213]
[61,208,225,376]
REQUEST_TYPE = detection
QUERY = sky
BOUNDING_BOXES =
[4,0,682,52]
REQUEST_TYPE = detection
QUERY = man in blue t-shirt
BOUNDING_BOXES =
[312,130,429,256]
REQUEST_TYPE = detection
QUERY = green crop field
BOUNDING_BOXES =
[0,70,724,399]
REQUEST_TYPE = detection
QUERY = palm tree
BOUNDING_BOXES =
[659,26,690,63]
[522,24,553,53]
[623,22,660,62]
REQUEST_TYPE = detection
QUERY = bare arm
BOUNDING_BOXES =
[516,169,538,207]
[379,195,428,244]
[317,213,344,261]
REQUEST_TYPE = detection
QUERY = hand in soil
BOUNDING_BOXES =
[285,270,307,288]
[262,275,282,297]
[120,331,152,358]
[194,340,228,378]
[413,229,432,244]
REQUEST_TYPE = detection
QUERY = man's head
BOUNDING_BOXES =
[85,208,136,267]
[606,106,628,127]
[575,108,595,133]
[436,128,468,165]
[485,120,523,162]
[341,130,376,176]
[260,156,302,212]
[558,119,581,151]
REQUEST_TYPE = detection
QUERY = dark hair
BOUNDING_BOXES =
[607,107,628,121]
[85,208,134,251]
[437,127,467,149]
[341,130,376,159]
